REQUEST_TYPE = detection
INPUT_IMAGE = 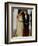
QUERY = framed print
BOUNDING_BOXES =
[5,2,37,44]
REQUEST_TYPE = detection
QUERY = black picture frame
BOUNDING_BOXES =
[5,2,37,44]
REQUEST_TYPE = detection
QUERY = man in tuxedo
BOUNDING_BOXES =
[23,10,29,36]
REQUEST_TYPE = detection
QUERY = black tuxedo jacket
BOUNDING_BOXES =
[22,14,29,26]
[22,14,29,36]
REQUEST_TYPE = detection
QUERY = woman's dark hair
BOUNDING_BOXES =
[21,12,24,15]
[18,9,22,14]
[18,9,28,16]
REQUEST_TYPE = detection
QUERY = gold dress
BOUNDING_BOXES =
[16,15,23,36]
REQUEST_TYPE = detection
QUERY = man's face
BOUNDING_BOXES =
[24,11,27,15]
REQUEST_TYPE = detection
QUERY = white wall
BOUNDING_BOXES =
[37,4,38,42]
[0,0,38,46]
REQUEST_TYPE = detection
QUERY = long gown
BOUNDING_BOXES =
[16,15,23,36]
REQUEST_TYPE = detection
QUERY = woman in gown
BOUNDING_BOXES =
[16,10,25,36]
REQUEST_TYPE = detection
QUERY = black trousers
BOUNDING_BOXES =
[23,24,29,36]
